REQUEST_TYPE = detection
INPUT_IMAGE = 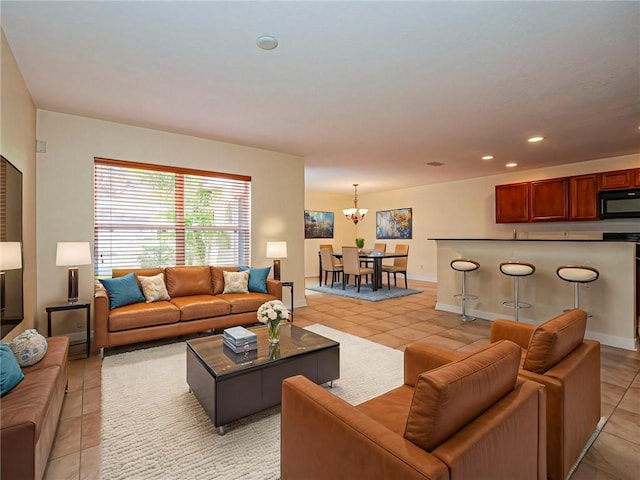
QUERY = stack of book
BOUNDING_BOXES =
[222,326,258,354]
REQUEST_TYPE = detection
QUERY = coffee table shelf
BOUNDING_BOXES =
[186,324,340,433]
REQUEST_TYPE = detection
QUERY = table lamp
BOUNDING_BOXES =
[266,241,287,281]
[0,242,22,312]
[56,242,91,303]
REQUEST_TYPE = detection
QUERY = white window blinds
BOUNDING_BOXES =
[94,158,251,276]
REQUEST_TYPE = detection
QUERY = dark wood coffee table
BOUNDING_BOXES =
[186,324,340,433]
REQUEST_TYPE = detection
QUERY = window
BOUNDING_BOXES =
[94,158,251,276]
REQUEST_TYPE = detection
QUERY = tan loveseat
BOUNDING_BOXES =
[95,266,282,350]
[281,340,547,480]
[1,336,69,480]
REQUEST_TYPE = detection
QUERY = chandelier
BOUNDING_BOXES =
[343,184,368,224]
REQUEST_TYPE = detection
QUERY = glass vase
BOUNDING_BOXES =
[267,319,281,344]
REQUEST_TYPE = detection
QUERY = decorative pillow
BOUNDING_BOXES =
[99,272,145,309]
[222,270,250,294]
[523,309,587,374]
[211,266,238,294]
[138,273,171,303]
[238,266,271,294]
[9,329,48,367]
[165,266,213,297]
[1,343,24,396]
[404,340,520,451]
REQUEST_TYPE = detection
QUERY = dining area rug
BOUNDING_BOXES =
[306,283,423,301]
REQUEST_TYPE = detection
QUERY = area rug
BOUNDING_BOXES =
[100,325,403,480]
[307,283,422,301]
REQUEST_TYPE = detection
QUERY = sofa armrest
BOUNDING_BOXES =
[403,343,466,387]
[490,319,535,349]
[266,279,282,300]
[94,284,110,349]
[281,375,449,480]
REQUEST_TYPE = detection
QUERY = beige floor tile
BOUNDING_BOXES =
[81,411,102,449]
[385,326,431,342]
[582,431,640,479]
[365,332,408,349]
[617,386,639,415]
[82,386,102,415]
[415,334,468,351]
[603,408,640,444]
[571,461,622,479]
[80,445,102,480]
[60,390,83,420]
[50,416,82,460]
[44,452,81,480]
[342,325,388,338]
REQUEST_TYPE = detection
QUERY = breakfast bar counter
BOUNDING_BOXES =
[430,238,638,350]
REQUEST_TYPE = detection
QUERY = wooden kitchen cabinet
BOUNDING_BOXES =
[569,174,599,221]
[599,169,635,190]
[495,183,529,223]
[529,177,569,221]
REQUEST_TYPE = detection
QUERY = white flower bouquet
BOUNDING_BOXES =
[257,300,289,343]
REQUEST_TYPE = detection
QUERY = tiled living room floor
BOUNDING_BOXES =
[46,279,639,479]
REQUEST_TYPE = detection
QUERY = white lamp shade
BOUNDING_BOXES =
[266,241,287,259]
[0,242,22,270]
[56,242,92,267]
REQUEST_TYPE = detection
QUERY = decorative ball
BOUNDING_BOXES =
[9,329,48,367]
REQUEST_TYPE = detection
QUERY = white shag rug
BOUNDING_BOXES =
[100,325,404,480]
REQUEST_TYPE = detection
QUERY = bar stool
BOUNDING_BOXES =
[556,265,599,314]
[499,261,536,322]
[450,259,480,322]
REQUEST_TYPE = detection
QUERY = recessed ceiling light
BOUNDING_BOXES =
[527,136,544,143]
[506,162,518,168]
[482,155,494,160]
[425,161,445,167]
[256,35,278,50]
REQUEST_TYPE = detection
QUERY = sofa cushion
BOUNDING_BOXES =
[222,270,250,294]
[218,292,277,314]
[138,273,171,303]
[238,266,271,294]
[523,309,587,374]
[165,266,213,297]
[0,344,24,397]
[108,301,180,331]
[355,384,415,436]
[8,329,48,367]
[211,266,238,294]
[404,340,520,452]
[169,295,232,321]
[100,272,146,309]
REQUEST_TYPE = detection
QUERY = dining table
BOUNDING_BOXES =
[318,250,409,291]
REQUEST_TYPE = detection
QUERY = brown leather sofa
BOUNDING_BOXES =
[95,266,282,350]
[281,340,547,480]
[1,336,69,480]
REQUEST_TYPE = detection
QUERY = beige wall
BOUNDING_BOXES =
[0,30,37,340]
[36,111,304,335]
[304,154,640,282]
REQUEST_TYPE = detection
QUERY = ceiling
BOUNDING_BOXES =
[2,1,639,194]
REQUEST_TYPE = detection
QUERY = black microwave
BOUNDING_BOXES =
[599,188,640,219]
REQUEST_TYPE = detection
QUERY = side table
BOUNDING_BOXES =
[281,281,294,321]
[46,299,91,358]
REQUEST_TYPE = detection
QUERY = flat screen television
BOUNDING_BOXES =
[1,155,23,338]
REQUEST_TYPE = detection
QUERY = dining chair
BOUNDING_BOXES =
[342,246,374,292]
[320,248,343,288]
[382,244,409,289]
[320,244,343,269]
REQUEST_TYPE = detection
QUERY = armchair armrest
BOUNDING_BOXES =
[94,284,110,349]
[266,279,282,300]
[404,343,466,387]
[281,375,448,480]
[490,319,535,349]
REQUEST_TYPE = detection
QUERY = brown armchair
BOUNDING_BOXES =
[281,340,547,480]
[490,309,600,480]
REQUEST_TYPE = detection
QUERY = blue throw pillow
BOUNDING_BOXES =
[1,343,24,397]
[238,266,271,294]
[99,272,146,309]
